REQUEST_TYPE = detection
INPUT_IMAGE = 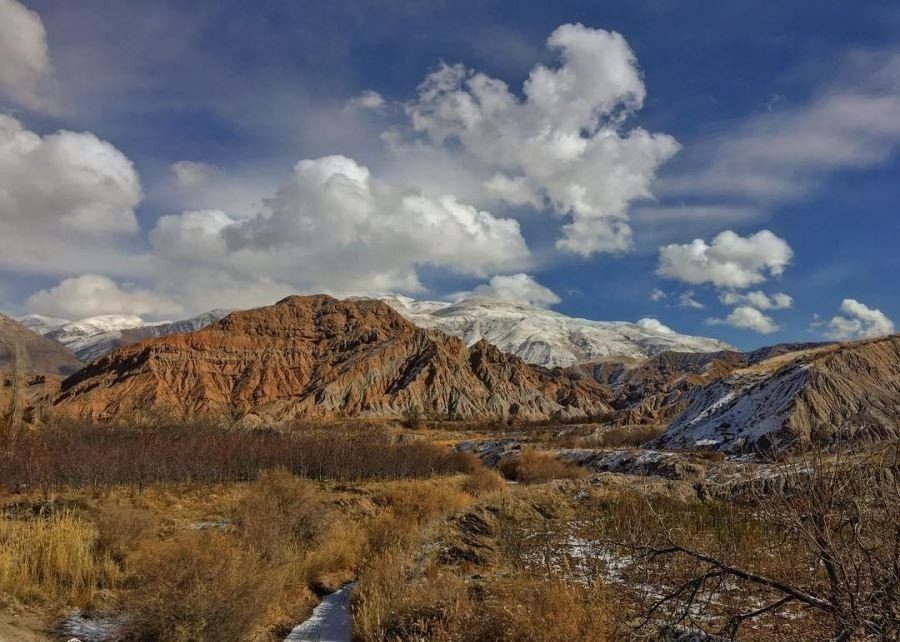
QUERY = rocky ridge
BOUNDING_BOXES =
[652,335,900,453]
[53,295,611,423]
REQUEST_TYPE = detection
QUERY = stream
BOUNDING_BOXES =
[284,582,356,642]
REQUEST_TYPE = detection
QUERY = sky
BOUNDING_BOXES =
[0,0,897,349]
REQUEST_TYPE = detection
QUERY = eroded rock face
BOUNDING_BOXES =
[53,295,611,423]
[652,335,900,454]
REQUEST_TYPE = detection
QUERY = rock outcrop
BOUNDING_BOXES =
[652,335,900,454]
[53,295,611,423]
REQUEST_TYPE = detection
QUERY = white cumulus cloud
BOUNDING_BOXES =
[458,274,561,307]
[0,114,144,275]
[657,230,792,289]
[637,317,674,334]
[825,299,895,340]
[707,306,779,334]
[147,155,531,308]
[0,0,53,110]
[678,291,705,309]
[400,23,679,256]
[26,274,182,319]
[719,290,793,310]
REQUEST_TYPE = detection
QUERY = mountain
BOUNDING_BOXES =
[19,310,230,363]
[0,314,83,376]
[53,295,611,423]
[116,310,231,345]
[16,313,71,334]
[43,314,159,362]
[580,341,836,427]
[371,295,734,368]
[651,335,900,454]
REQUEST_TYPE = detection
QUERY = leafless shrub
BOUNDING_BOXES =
[602,445,900,640]
[0,422,477,491]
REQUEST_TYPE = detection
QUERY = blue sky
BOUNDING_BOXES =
[0,0,897,349]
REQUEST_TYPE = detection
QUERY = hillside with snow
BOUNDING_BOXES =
[652,335,900,454]
[371,295,734,368]
[17,311,230,362]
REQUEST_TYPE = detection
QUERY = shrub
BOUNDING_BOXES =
[461,467,506,497]
[592,424,665,448]
[498,448,588,484]
[120,533,278,642]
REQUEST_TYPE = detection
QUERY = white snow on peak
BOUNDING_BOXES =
[15,313,72,334]
[33,311,230,363]
[368,294,734,368]
[57,314,154,334]
[42,314,160,363]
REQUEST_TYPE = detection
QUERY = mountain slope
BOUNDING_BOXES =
[43,314,152,362]
[652,335,900,454]
[53,296,610,423]
[372,295,733,368]
[0,314,83,376]
[20,311,230,363]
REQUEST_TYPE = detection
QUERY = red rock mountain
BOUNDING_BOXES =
[53,295,611,423]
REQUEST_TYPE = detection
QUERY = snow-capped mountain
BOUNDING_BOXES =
[16,313,72,335]
[43,314,162,362]
[17,310,231,363]
[371,295,734,368]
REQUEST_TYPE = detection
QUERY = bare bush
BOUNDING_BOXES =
[602,446,900,640]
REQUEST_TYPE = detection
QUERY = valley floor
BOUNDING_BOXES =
[0,420,897,641]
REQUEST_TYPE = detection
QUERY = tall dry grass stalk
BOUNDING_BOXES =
[0,511,120,606]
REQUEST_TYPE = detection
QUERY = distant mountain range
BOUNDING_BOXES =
[17,296,731,367]
[6,295,897,457]
[369,295,734,368]
[53,295,611,423]
[17,311,230,362]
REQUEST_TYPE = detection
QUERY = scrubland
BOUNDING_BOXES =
[0,420,897,641]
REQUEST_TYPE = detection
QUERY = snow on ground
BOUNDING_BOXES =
[58,611,124,642]
[654,364,810,453]
[284,582,356,642]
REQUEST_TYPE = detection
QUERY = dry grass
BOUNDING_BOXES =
[460,467,506,497]
[498,448,588,483]
[0,511,120,606]
[460,576,608,642]
[120,532,281,642]
[0,457,507,641]
[353,488,610,642]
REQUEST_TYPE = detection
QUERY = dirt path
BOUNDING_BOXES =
[284,582,356,642]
